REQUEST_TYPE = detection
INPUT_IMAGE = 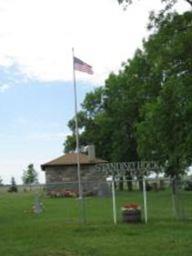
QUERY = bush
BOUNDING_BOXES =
[8,186,18,193]
[8,177,18,193]
[146,182,153,191]
[184,180,192,191]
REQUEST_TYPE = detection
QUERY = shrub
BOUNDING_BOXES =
[8,177,18,193]
[184,180,192,191]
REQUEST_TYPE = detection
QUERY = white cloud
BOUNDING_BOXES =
[0,83,11,92]
[2,0,187,84]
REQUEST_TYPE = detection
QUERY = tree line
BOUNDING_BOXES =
[0,164,38,192]
[64,6,192,178]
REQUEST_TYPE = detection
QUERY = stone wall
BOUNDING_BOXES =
[44,165,110,196]
[45,164,105,184]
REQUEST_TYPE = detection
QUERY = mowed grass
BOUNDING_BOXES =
[0,190,192,256]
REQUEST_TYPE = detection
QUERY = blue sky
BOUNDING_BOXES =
[0,64,95,183]
[0,0,188,184]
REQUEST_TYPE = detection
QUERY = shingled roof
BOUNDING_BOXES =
[41,152,107,170]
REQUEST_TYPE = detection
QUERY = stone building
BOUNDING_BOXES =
[41,145,107,180]
[41,146,108,195]
[41,152,107,184]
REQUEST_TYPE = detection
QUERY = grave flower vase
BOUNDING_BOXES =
[121,203,141,223]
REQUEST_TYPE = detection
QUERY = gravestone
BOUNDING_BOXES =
[33,195,43,214]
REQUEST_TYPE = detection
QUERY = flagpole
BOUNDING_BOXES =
[72,47,83,200]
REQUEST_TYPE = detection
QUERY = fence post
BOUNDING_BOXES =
[111,180,117,224]
[143,178,148,224]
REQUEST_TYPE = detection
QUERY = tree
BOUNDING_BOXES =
[117,0,192,9]
[114,3,192,179]
[118,0,192,30]
[8,177,18,192]
[63,87,113,160]
[0,176,3,186]
[136,11,192,177]
[64,9,192,182]
[22,164,38,190]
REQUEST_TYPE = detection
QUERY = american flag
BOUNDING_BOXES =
[74,56,93,75]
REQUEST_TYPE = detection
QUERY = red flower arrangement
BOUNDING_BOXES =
[121,203,142,223]
[47,189,77,198]
[63,189,77,198]
[121,203,141,212]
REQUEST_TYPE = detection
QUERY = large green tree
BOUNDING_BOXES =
[136,11,192,177]
[64,10,192,179]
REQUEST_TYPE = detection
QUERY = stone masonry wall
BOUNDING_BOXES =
[45,164,105,184]
[45,165,110,196]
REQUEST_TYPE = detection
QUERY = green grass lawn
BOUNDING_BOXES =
[0,190,191,256]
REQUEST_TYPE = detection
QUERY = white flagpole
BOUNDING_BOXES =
[72,48,83,200]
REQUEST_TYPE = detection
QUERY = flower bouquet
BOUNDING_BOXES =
[121,203,141,223]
